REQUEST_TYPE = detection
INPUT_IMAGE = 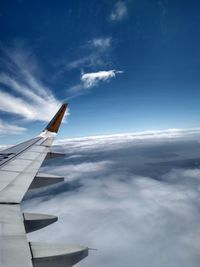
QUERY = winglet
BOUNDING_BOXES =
[44,103,68,133]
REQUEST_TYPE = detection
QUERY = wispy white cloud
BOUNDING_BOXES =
[66,36,112,71]
[90,37,111,50]
[81,70,123,88]
[0,45,61,122]
[67,84,89,99]
[110,1,128,22]
[65,54,100,70]
[0,119,26,135]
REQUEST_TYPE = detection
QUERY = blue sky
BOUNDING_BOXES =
[1,0,200,144]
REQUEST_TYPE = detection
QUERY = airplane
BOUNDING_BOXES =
[0,103,89,267]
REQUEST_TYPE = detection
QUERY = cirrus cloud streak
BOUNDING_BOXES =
[0,45,61,123]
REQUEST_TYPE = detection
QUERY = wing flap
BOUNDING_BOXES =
[24,213,58,233]
[29,173,64,189]
[30,242,88,267]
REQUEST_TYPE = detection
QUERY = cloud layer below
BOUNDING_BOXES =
[23,129,200,267]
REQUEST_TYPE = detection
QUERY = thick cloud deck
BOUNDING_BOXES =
[23,131,200,267]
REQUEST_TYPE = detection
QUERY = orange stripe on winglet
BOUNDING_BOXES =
[45,103,68,133]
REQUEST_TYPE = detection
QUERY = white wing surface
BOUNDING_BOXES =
[0,103,88,267]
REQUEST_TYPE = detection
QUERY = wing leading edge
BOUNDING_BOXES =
[0,103,89,267]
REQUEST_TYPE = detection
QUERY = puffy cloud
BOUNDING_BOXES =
[110,1,128,22]
[67,69,123,97]
[23,130,200,267]
[81,70,123,88]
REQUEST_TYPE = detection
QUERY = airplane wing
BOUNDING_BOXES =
[0,103,88,267]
